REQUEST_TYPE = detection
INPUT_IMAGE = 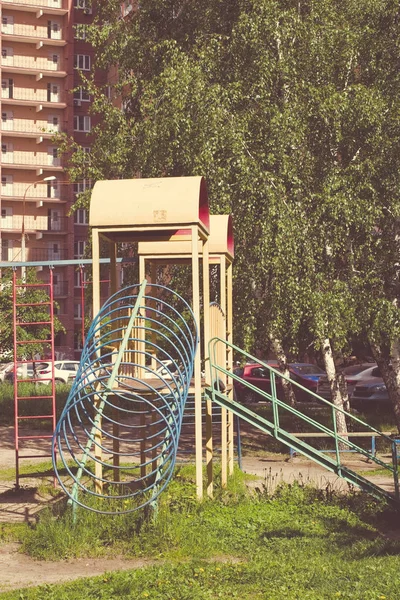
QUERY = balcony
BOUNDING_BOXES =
[1,151,62,169]
[46,215,69,232]
[1,55,67,77]
[1,117,64,137]
[1,87,67,106]
[30,247,69,261]
[0,214,48,231]
[1,182,67,202]
[2,0,67,15]
[1,23,66,46]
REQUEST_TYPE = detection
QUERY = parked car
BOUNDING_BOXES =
[143,359,180,380]
[36,360,80,385]
[317,363,377,400]
[0,362,14,383]
[350,367,390,410]
[288,363,326,401]
[3,362,36,383]
[233,362,325,403]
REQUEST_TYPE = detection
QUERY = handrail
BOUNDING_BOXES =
[208,337,399,500]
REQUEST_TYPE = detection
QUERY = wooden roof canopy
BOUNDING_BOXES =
[89,176,210,242]
[208,215,234,260]
[137,214,234,261]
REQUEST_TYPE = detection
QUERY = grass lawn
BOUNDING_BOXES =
[1,465,400,599]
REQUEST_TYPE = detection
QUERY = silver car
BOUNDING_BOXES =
[2,362,36,383]
[317,363,377,400]
[350,367,390,409]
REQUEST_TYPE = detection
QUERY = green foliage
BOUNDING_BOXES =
[59,0,400,367]
[0,269,65,359]
[0,383,70,426]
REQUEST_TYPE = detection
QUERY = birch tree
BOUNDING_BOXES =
[60,0,400,429]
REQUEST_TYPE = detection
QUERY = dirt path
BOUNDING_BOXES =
[0,543,156,594]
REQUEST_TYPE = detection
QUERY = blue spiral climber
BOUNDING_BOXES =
[53,281,198,514]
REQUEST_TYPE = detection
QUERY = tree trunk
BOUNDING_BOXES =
[269,336,296,407]
[369,339,400,433]
[321,338,349,444]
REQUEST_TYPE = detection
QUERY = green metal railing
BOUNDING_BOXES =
[207,337,400,505]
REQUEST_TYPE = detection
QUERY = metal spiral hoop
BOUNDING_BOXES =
[53,281,198,514]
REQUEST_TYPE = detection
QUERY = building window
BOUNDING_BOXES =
[74,55,91,70]
[73,24,88,40]
[73,115,91,132]
[47,179,59,198]
[1,143,9,153]
[2,78,13,98]
[74,0,92,9]
[74,302,82,319]
[54,300,64,316]
[74,269,87,287]
[74,331,83,351]
[73,179,91,196]
[74,240,87,258]
[1,239,12,261]
[74,208,88,225]
[73,87,90,102]
[47,83,60,102]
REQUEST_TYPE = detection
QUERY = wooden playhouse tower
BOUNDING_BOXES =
[89,176,234,497]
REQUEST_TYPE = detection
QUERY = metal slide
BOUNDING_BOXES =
[207,337,400,506]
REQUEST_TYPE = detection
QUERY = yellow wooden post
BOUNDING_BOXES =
[219,259,228,487]
[192,225,203,499]
[109,242,120,482]
[140,409,147,479]
[92,229,103,493]
[92,228,101,318]
[227,261,234,475]
[202,235,213,498]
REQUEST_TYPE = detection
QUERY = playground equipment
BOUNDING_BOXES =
[12,270,57,488]
[9,173,400,510]
[89,176,232,499]
[53,280,197,513]
[137,214,235,494]
[207,338,400,505]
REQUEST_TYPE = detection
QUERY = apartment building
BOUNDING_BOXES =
[0,0,100,357]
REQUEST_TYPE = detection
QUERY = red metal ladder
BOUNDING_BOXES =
[13,270,57,489]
